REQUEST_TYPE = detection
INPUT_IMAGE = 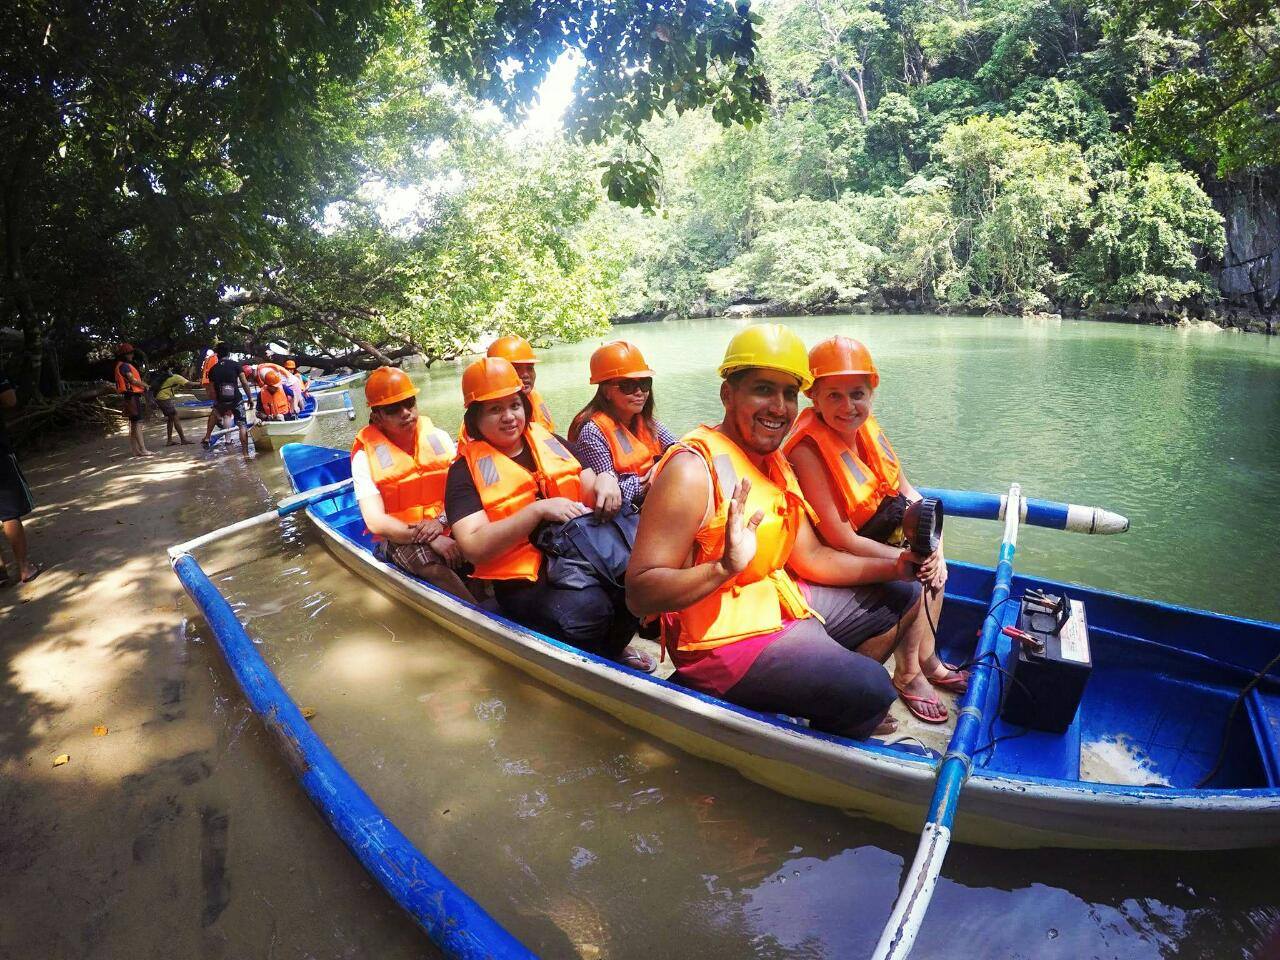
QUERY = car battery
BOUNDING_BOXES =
[1000,592,1093,733]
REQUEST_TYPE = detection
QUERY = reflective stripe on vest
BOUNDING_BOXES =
[782,408,900,531]
[653,425,812,653]
[589,411,665,476]
[458,422,584,581]
[351,417,453,528]
[528,388,555,432]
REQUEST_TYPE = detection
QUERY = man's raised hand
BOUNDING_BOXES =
[717,478,764,578]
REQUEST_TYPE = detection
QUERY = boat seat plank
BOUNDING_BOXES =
[1247,690,1280,787]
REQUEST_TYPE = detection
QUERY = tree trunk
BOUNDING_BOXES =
[2,125,45,398]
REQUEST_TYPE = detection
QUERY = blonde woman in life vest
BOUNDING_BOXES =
[351,367,475,603]
[446,358,655,670]
[783,336,965,724]
[567,341,676,512]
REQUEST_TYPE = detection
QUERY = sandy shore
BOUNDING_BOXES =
[0,425,435,959]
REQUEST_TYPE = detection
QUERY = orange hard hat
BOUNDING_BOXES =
[365,366,419,408]
[462,357,523,406]
[262,368,282,387]
[807,335,880,392]
[486,335,538,365]
[284,359,297,370]
[115,342,135,356]
[589,341,655,384]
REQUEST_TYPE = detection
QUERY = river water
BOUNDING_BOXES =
[196,315,1280,958]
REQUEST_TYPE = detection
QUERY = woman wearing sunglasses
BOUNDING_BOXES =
[567,341,676,513]
[351,366,475,602]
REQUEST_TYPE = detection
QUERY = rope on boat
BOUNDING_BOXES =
[168,488,536,960]
[871,484,1025,960]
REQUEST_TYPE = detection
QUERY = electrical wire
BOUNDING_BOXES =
[1194,648,1280,789]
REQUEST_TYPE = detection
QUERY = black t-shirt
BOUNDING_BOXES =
[443,434,574,523]
[208,359,243,405]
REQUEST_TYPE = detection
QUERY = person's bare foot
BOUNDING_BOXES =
[873,715,899,736]
[166,440,179,446]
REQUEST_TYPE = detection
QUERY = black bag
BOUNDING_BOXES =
[532,505,640,592]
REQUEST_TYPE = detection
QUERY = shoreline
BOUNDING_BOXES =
[0,426,427,958]
[613,299,1279,335]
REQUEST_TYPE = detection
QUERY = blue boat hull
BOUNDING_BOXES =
[279,442,1280,849]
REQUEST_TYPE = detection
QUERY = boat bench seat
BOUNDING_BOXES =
[1246,690,1280,787]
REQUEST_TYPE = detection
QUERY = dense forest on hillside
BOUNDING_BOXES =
[1,0,1277,402]
[588,0,1280,325]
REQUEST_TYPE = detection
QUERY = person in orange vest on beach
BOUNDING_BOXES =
[254,369,296,421]
[114,343,153,458]
[567,341,676,512]
[486,335,555,431]
[446,357,654,670]
[783,336,963,723]
[626,324,932,739]
[199,349,218,400]
[352,367,474,602]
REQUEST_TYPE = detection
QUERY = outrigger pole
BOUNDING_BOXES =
[920,486,1129,535]
[169,485,536,960]
[871,483,1025,960]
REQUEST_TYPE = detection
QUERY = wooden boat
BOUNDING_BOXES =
[279,442,1280,850]
[250,395,318,451]
[175,372,364,419]
[306,371,365,393]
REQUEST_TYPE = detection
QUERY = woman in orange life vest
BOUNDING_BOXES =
[114,343,153,458]
[351,367,475,602]
[254,368,296,421]
[486,335,556,432]
[446,357,654,668]
[567,341,676,512]
[784,336,966,723]
[199,350,219,400]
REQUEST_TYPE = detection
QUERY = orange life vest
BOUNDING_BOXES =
[657,425,813,654]
[783,409,902,531]
[457,422,584,581]
[257,385,293,418]
[114,361,144,395]
[351,417,454,526]
[528,388,555,432]
[200,353,217,385]
[589,411,664,476]
[255,362,292,385]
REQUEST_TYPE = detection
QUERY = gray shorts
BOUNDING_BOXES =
[725,580,921,739]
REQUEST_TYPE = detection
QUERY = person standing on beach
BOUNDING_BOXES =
[114,343,153,457]
[0,374,41,586]
[202,344,252,455]
[152,367,197,445]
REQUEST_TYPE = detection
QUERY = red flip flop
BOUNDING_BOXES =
[893,679,949,724]
[928,663,970,694]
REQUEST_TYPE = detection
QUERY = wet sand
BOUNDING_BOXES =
[0,427,434,960]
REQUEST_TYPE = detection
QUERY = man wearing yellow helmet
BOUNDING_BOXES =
[627,324,928,740]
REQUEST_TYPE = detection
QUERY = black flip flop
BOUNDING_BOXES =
[20,563,43,584]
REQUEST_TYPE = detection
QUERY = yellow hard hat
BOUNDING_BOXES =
[718,324,812,390]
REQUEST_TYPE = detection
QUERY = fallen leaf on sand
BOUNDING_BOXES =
[52,754,70,767]
[300,707,317,720]
[93,725,108,737]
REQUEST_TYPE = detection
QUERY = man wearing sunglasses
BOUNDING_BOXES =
[351,367,475,602]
